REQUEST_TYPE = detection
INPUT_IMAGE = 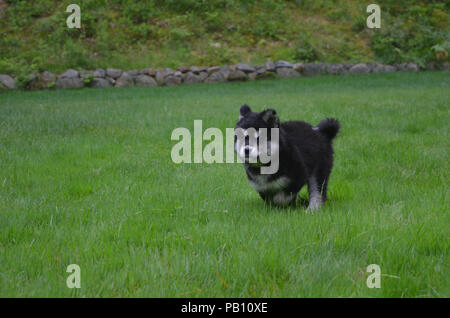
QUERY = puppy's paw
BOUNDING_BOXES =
[306,199,322,213]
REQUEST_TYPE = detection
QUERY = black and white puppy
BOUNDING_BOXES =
[235,104,340,211]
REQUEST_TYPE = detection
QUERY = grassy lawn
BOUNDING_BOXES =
[0,72,448,297]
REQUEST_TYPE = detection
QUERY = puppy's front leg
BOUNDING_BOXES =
[306,176,323,212]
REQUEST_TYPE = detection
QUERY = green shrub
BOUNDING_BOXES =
[294,36,320,62]
[371,3,449,65]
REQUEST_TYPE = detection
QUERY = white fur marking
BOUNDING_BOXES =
[249,176,290,193]
[236,129,260,163]
[307,176,322,212]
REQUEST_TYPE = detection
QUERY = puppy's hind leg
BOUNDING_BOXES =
[317,172,330,203]
[306,175,323,212]
[316,164,332,203]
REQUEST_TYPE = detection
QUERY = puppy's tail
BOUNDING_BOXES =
[314,118,340,142]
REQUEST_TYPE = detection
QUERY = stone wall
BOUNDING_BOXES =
[0,61,448,91]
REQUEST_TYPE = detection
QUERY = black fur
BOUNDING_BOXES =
[315,118,340,140]
[235,104,340,209]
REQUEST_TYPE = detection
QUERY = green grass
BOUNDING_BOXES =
[0,72,449,297]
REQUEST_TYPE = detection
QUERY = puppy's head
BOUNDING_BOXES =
[235,104,280,164]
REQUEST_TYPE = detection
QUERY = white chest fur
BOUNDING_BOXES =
[248,175,290,193]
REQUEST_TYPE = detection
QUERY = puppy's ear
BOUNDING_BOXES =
[260,109,280,128]
[239,104,251,120]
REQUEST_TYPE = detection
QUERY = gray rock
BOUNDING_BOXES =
[218,66,232,80]
[41,71,56,83]
[140,68,156,76]
[55,77,84,89]
[205,71,225,83]
[256,66,266,74]
[372,64,397,73]
[134,75,157,87]
[394,63,406,71]
[26,73,39,89]
[190,66,207,74]
[198,72,208,81]
[155,72,165,85]
[156,68,175,85]
[293,63,305,73]
[256,71,275,79]
[164,75,182,86]
[384,65,397,73]
[405,62,419,72]
[207,66,221,74]
[183,72,202,85]
[394,63,418,72]
[227,70,248,81]
[372,64,384,73]
[127,70,139,77]
[93,69,105,78]
[275,60,293,68]
[79,70,94,79]
[28,71,55,90]
[256,66,277,79]
[366,62,377,72]
[60,69,79,78]
[425,61,449,71]
[91,78,111,88]
[177,66,190,73]
[276,68,300,78]
[265,61,276,72]
[425,62,439,71]
[115,72,134,87]
[106,68,123,79]
[304,63,325,76]
[0,74,16,90]
[349,63,370,74]
[326,64,344,75]
[236,63,256,73]
[343,63,354,70]
[248,72,258,80]
[160,68,175,77]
